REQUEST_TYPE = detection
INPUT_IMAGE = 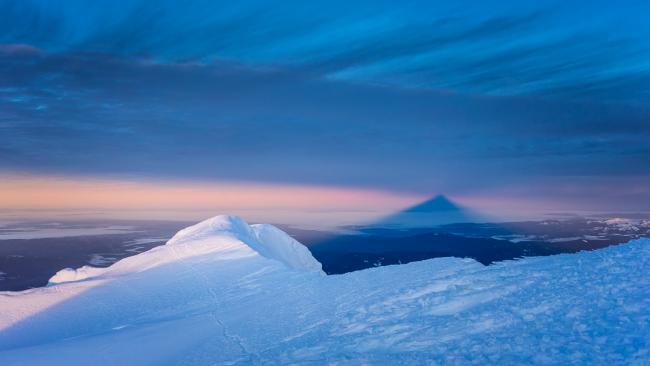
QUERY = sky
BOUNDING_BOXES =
[1,0,650,224]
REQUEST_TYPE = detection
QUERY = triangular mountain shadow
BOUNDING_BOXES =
[302,195,629,275]
[369,194,486,228]
[403,195,459,212]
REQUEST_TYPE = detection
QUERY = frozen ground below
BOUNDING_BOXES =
[0,215,648,365]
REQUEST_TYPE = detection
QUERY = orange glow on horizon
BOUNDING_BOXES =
[0,173,423,223]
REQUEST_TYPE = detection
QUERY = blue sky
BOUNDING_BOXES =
[1,0,650,213]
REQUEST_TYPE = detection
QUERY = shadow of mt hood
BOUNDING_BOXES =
[372,195,483,228]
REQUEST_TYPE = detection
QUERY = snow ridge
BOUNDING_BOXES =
[167,215,323,274]
[49,215,323,285]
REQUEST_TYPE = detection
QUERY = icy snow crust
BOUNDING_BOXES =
[1,216,648,365]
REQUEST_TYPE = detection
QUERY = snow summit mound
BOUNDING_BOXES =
[48,215,323,285]
[167,215,323,274]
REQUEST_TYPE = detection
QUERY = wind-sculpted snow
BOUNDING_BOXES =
[165,215,323,274]
[48,215,323,286]
[0,216,648,365]
[48,265,105,285]
[249,223,324,274]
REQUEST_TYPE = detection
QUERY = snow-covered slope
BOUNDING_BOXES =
[49,215,323,285]
[0,215,648,365]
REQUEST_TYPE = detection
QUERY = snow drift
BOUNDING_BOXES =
[49,215,323,285]
[1,215,649,365]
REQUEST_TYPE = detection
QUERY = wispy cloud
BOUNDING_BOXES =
[2,1,649,101]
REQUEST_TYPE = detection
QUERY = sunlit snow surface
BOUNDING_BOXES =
[0,215,648,365]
